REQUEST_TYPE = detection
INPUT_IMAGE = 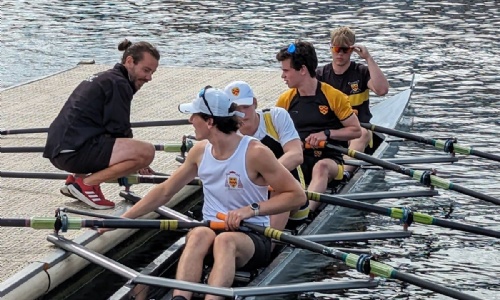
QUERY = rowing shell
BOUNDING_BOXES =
[106,76,416,300]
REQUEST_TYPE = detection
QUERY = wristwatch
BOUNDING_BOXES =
[324,129,331,140]
[250,202,260,216]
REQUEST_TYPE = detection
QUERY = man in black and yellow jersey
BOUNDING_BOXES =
[275,41,362,212]
[224,80,309,229]
[316,26,389,179]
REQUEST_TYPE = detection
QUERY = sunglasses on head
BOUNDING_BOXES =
[330,45,353,54]
[198,85,214,116]
[286,43,296,54]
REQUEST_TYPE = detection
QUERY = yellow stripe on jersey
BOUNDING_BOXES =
[320,82,354,121]
[348,89,369,107]
[263,111,279,140]
[276,89,297,110]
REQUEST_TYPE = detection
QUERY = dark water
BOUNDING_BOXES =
[1,0,499,299]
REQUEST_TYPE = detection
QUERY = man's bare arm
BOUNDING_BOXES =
[250,142,306,215]
[329,114,362,141]
[278,139,303,171]
[121,141,205,219]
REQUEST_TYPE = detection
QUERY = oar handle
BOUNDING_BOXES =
[209,221,226,230]
[304,141,327,149]
[216,212,227,221]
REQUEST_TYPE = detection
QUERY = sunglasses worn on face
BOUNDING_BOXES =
[198,86,214,116]
[331,45,353,54]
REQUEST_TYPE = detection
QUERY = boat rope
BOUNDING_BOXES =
[61,214,69,232]
[117,177,132,190]
[419,170,432,186]
[53,209,64,234]
[400,206,414,227]
[442,138,456,154]
[356,254,372,275]
[180,135,191,158]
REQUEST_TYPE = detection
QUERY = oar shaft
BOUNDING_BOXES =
[0,128,48,135]
[0,171,203,186]
[324,143,500,206]
[236,219,480,300]
[469,148,500,162]
[130,119,190,128]
[0,119,191,135]
[362,122,500,162]
[0,218,225,231]
[361,123,433,145]
[410,170,500,206]
[1,144,186,154]
[308,192,500,239]
[308,191,389,216]
[431,216,500,238]
[392,271,481,300]
[0,146,44,153]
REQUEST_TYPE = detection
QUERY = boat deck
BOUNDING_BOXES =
[0,64,287,298]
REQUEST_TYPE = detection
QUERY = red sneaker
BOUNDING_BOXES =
[60,174,76,199]
[67,177,115,210]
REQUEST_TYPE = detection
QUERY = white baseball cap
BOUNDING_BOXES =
[224,81,255,106]
[178,86,244,117]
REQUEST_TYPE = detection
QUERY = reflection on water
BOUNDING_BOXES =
[1,0,499,299]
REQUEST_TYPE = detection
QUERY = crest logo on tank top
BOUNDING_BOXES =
[225,171,243,189]
[318,105,329,115]
[348,80,360,93]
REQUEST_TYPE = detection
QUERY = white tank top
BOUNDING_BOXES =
[198,135,270,226]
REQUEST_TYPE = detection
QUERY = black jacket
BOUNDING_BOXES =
[43,64,136,159]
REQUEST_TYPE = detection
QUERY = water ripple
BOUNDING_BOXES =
[1,0,499,299]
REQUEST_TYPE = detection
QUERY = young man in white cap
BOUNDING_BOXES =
[224,81,308,229]
[111,86,306,300]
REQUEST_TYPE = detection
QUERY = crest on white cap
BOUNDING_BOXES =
[224,81,255,106]
[178,87,244,117]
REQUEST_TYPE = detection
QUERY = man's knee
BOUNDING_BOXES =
[186,227,216,250]
[138,142,155,165]
[312,160,333,177]
[360,128,371,142]
[213,232,238,254]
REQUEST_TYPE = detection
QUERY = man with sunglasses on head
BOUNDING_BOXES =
[109,86,306,300]
[224,81,308,229]
[316,26,390,180]
[276,40,362,213]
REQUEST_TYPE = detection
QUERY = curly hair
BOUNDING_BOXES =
[275,40,318,78]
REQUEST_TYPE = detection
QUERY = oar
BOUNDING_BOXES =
[47,234,379,298]
[361,122,500,163]
[306,191,500,239]
[0,119,191,135]
[58,207,123,219]
[345,155,459,166]
[0,217,225,233]
[308,142,500,206]
[0,142,194,154]
[216,213,480,300]
[0,171,203,186]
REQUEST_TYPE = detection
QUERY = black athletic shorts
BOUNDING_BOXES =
[50,135,116,174]
[300,150,344,185]
[204,230,272,271]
